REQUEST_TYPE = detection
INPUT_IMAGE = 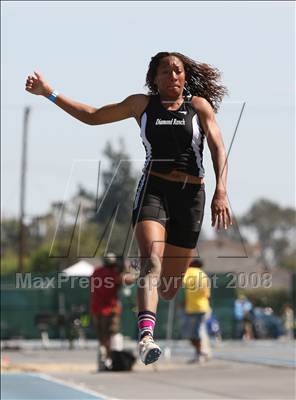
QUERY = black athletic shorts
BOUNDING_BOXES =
[132,173,205,249]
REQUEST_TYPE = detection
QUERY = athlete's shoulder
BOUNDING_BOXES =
[191,96,214,117]
[124,94,150,119]
[125,93,150,103]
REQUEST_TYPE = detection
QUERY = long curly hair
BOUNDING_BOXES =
[145,51,228,113]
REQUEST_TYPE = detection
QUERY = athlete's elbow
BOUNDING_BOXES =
[209,143,226,159]
[84,116,104,126]
[71,111,98,125]
[86,118,101,126]
[85,109,102,125]
[209,145,220,162]
[77,117,97,126]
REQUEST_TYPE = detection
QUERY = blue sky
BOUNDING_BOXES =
[1,1,295,236]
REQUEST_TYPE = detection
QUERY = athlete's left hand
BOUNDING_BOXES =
[211,190,232,230]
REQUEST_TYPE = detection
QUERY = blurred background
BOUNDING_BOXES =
[1,2,295,399]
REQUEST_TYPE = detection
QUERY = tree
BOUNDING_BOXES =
[1,218,19,254]
[88,138,138,255]
[95,138,137,225]
[29,245,62,273]
[280,252,296,272]
[239,199,295,269]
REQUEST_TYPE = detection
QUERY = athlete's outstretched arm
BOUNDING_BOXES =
[25,71,142,125]
[192,96,232,230]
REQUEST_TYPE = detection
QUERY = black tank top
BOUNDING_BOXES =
[139,94,205,178]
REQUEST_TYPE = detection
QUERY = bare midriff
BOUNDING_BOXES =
[149,169,204,184]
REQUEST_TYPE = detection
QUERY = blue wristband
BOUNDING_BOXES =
[48,90,59,103]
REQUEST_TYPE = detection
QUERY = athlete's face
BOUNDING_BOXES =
[154,56,186,99]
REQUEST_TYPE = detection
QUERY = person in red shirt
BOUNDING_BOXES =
[90,253,135,370]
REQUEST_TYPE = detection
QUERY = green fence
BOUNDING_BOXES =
[1,272,236,340]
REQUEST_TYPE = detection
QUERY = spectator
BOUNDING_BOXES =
[282,303,294,340]
[234,294,254,340]
[90,253,135,370]
[182,258,211,363]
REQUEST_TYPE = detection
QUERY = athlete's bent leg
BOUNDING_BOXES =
[159,243,195,300]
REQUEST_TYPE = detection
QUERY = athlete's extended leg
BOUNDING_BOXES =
[135,220,166,364]
[135,220,166,311]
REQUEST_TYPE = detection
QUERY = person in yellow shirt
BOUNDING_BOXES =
[182,257,211,362]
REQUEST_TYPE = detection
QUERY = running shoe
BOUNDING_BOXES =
[139,336,162,365]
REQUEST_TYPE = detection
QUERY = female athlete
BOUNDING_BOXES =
[25,51,232,365]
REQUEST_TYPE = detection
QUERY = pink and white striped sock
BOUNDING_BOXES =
[138,311,156,340]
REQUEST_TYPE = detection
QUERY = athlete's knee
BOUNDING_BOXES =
[158,287,178,301]
[158,276,182,300]
[139,254,162,277]
[159,290,175,301]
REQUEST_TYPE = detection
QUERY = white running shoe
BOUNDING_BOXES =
[139,336,162,365]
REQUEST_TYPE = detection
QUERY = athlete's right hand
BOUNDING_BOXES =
[25,71,52,96]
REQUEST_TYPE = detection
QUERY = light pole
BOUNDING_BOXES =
[18,106,31,273]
